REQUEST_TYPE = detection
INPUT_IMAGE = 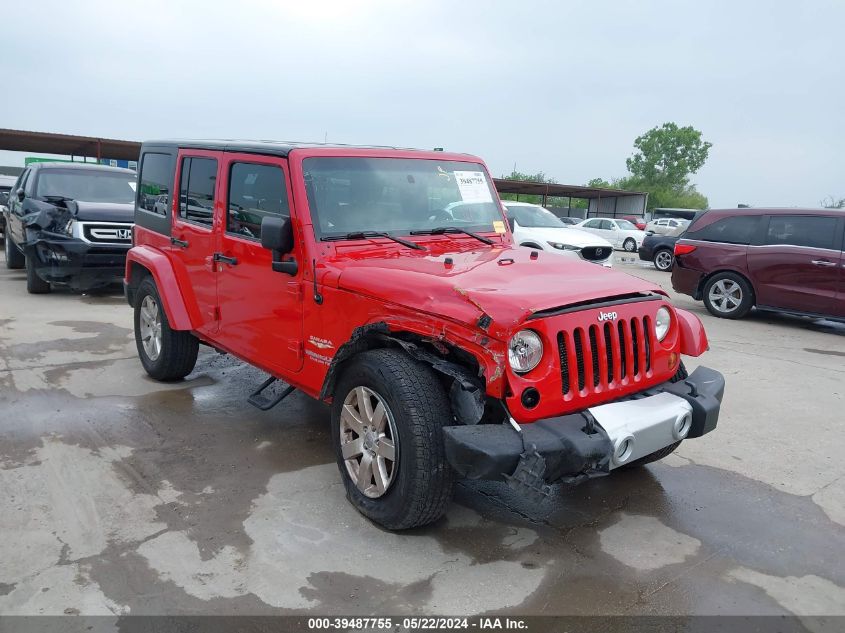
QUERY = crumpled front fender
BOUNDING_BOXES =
[676,308,709,357]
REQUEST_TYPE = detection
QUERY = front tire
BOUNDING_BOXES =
[703,272,754,319]
[25,255,50,293]
[133,277,199,380]
[331,349,454,530]
[623,238,637,252]
[5,232,25,269]
[653,248,674,271]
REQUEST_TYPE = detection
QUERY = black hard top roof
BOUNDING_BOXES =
[143,139,426,157]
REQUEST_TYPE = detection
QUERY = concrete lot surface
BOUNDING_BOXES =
[1,251,844,622]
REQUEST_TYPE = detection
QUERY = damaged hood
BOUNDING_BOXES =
[23,199,134,234]
[331,245,662,335]
[67,201,134,222]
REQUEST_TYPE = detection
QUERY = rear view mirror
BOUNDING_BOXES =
[261,215,297,275]
[261,215,294,254]
[16,188,25,202]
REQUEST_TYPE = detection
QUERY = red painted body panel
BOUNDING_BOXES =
[676,309,709,357]
[127,145,713,423]
[125,244,195,330]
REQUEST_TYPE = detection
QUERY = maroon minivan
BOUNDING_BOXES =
[672,208,845,320]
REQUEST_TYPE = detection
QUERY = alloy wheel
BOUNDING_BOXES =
[139,295,162,361]
[655,250,673,270]
[339,386,398,499]
[708,279,743,313]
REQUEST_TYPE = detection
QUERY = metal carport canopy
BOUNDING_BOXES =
[492,178,645,200]
[0,128,141,161]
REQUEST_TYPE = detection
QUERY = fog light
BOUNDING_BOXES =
[673,412,692,440]
[521,388,540,409]
[613,435,635,465]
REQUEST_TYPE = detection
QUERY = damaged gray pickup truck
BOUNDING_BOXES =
[4,162,137,293]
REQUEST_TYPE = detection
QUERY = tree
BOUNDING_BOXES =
[626,122,712,187]
[821,196,845,209]
[623,178,709,210]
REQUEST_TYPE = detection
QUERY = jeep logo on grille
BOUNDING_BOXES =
[598,311,618,321]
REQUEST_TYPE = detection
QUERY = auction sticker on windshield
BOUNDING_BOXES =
[454,171,493,203]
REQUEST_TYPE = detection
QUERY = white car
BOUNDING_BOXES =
[502,202,614,267]
[645,217,690,236]
[575,217,645,252]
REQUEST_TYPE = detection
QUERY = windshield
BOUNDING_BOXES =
[303,157,503,238]
[616,219,638,230]
[35,169,137,204]
[504,204,565,228]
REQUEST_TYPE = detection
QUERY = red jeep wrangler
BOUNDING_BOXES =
[125,140,724,529]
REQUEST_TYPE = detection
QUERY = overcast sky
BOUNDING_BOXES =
[0,0,841,208]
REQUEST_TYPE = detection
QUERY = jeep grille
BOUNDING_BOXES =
[557,317,652,395]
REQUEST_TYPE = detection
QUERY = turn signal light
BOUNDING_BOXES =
[674,243,697,256]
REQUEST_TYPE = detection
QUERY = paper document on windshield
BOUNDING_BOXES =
[454,171,493,203]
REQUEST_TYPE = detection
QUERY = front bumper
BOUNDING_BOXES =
[26,236,129,290]
[443,366,724,483]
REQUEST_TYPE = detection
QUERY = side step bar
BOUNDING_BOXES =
[248,376,296,411]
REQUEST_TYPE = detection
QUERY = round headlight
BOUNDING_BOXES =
[508,330,543,374]
[655,306,672,341]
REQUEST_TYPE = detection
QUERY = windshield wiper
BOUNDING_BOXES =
[321,231,425,251]
[410,226,494,245]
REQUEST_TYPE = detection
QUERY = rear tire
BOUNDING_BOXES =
[621,362,688,469]
[653,248,674,272]
[703,272,754,319]
[331,349,454,530]
[623,238,637,252]
[133,276,199,380]
[25,255,51,294]
[5,232,24,269]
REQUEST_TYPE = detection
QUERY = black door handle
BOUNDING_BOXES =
[171,237,189,248]
[213,253,238,266]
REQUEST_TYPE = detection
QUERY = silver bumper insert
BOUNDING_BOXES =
[588,392,693,469]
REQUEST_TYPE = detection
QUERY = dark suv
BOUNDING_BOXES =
[4,162,136,293]
[672,208,845,320]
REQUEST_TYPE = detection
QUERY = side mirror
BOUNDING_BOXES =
[16,188,25,202]
[261,215,297,275]
[261,215,294,254]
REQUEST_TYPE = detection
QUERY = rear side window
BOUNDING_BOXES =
[227,163,289,239]
[765,215,838,250]
[179,157,217,226]
[686,215,759,245]
[138,153,173,215]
